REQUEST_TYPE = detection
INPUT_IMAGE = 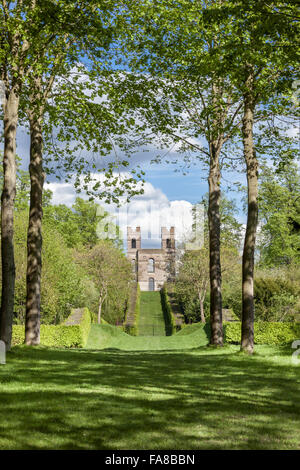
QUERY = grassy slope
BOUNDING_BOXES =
[86,323,210,350]
[138,292,166,336]
[0,343,299,450]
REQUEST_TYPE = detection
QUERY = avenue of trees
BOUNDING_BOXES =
[1,1,299,353]
[116,0,299,352]
[0,0,143,348]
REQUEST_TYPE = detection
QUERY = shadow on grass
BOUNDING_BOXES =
[0,345,299,450]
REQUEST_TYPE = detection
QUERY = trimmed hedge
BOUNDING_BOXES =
[12,307,92,348]
[224,321,300,345]
[75,307,93,346]
[160,286,176,335]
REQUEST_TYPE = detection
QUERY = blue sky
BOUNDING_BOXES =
[16,123,248,252]
[16,124,246,210]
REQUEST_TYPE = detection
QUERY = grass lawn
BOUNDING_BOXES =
[138,292,166,336]
[86,323,211,350]
[0,325,299,450]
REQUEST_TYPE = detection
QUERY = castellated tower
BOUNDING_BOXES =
[161,226,175,250]
[127,227,141,280]
[127,226,176,291]
[127,226,141,254]
[161,226,176,281]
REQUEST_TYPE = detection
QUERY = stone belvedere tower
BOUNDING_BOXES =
[127,226,176,291]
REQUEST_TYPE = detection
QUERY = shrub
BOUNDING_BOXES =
[10,212,96,325]
[221,268,300,322]
[160,285,176,335]
[254,274,300,322]
[12,307,92,348]
[222,278,242,319]
[224,321,300,345]
[11,326,25,346]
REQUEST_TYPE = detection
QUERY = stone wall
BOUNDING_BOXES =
[137,250,167,291]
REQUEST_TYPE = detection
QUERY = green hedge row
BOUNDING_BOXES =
[12,307,92,348]
[224,321,300,345]
[76,307,93,346]
[124,283,141,336]
[160,285,176,336]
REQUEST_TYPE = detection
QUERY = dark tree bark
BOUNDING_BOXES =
[24,60,63,345]
[208,143,223,346]
[0,88,19,350]
[25,114,44,345]
[241,69,258,354]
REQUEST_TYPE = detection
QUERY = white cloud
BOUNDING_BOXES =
[45,175,198,250]
[45,181,79,206]
[286,125,299,138]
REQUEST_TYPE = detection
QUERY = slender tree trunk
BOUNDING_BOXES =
[199,295,205,323]
[98,296,103,324]
[0,88,19,350]
[25,114,44,345]
[241,70,258,354]
[208,144,223,346]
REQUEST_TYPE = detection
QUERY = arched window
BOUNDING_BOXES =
[148,258,155,273]
[131,238,136,249]
[166,238,172,248]
[149,277,155,291]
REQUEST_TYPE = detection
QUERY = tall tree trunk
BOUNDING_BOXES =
[241,70,258,354]
[98,299,102,325]
[208,144,223,346]
[25,114,44,345]
[0,88,19,350]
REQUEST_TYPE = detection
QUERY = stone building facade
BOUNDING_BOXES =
[127,226,176,291]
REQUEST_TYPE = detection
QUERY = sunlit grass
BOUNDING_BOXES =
[138,292,166,336]
[86,323,210,350]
